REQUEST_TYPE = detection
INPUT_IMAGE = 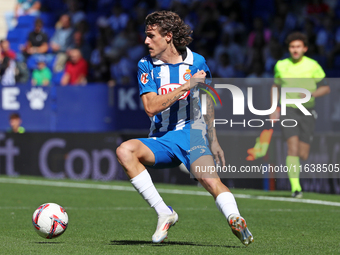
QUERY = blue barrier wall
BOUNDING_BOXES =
[1,81,338,132]
[0,84,150,132]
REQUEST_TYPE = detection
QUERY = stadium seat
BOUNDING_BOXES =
[46,54,57,70]
[52,71,64,85]
[27,56,38,70]
[17,16,36,29]
[43,27,55,40]
[7,27,30,45]
[10,42,21,53]
[40,12,57,28]
[7,30,19,42]
[16,27,31,44]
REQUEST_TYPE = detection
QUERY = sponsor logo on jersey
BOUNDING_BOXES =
[156,72,167,79]
[140,73,149,84]
[183,69,192,81]
[158,83,190,100]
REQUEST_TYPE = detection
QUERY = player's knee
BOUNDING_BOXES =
[116,142,134,165]
[287,147,299,156]
[199,178,220,191]
[300,153,309,161]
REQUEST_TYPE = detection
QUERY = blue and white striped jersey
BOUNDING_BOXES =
[137,47,210,137]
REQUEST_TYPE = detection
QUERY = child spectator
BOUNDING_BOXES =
[31,57,52,86]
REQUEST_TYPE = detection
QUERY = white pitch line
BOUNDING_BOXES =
[1,178,340,207]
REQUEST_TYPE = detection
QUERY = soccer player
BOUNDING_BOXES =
[270,32,330,198]
[116,11,253,246]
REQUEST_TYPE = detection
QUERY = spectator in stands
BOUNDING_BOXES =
[302,19,318,56]
[50,14,74,53]
[7,113,25,133]
[0,43,16,86]
[69,31,92,61]
[248,18,271,48]
[218,0,243,23]
[61,49,88,86]
[50,14,74,72]
[90,38,110,83]
[215,53,235,78]
[316,16,335,57]
[21,18,49,58]
[271,16,289,45]
[277,1,297,32]
[214,33,244,68]
[246,61,271,79]
[108,4,129,34]
[96,16,111,48]
[221,11,245,41]
[108,49,132,86]
[126,32,146,63]
[31,56,52,86]
[67,0,86,26]
[263,38,283,74]
[0,39,16,60]
[5,0,41,31]
[305,0,330,19]
[195,4,221,47]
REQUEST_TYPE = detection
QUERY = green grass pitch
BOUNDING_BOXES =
[1,175,340,254]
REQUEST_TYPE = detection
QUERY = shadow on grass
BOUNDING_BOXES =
[34,242,64,244]
[110,240,242,248]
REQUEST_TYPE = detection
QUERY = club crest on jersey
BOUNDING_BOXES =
[183,69,192,81]
[140,73,149,84]
[158,83,190,100]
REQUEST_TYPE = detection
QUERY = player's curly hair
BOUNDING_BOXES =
[285,32,308,46]
[145,11,193,51]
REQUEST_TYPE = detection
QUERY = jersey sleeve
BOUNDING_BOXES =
[202,61,212,85]
[312,62,326,83]
[273,62,282,85]
[137,58,157,96]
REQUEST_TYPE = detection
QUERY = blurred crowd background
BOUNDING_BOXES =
[1,0,340,88]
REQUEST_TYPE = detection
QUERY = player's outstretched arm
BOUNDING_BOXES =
[204,94,225,166]
[141,70,207,117]
[269,84,280,120]
[311,85,330,98]
[141,86,189,117]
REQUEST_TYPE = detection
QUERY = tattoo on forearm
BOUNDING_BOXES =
[162,94,182,107]
[204,96,216,142]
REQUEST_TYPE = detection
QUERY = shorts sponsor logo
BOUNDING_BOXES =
[190,145,207,152]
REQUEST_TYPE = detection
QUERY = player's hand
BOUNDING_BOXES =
[269,107,280,122]
[299,93,306,98]
[190,70,206,89]
[210,140,225,167]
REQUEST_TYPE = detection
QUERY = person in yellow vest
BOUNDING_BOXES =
[270,32,330,198]
[8,113,25,133]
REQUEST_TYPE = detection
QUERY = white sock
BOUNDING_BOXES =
[215,192,240,220]
[130,170,172,215]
